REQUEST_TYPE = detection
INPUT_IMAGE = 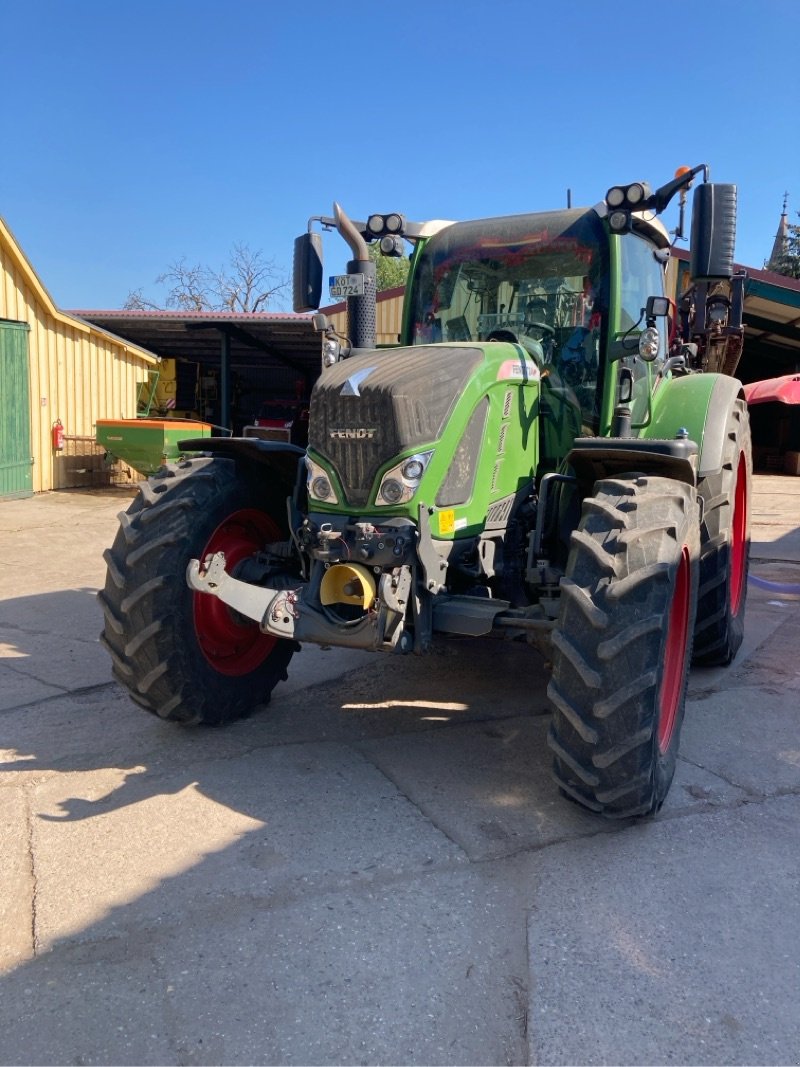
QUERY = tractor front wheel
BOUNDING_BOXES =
[693,397,752,665]
[547,475,700,818]
[99,456,296,725]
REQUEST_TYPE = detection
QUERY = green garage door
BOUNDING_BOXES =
[0,320,33,499]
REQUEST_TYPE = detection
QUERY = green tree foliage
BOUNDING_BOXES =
[766,213,800,279]
[368,242,411,291]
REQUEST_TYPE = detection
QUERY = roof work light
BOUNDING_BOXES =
[604,181,655,233]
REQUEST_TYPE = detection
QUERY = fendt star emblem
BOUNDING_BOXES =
[340,367,376,397]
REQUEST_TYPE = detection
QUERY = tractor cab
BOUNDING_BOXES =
[403,205,670,468]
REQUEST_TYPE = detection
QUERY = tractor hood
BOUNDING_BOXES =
[308,344,484,508]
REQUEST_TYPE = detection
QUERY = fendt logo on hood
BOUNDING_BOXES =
[340,367,376,397]
[329,427,378,440]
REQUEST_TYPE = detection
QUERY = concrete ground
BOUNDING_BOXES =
[0,474,799,1066]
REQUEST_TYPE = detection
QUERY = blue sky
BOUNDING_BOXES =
[2,0,797,311]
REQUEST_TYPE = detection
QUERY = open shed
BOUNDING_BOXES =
[72,309,322,435]
[73,290,407,435]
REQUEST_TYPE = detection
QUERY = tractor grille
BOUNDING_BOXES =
[309,346,483,508]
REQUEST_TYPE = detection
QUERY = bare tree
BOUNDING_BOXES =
[123,288,162,311]
[211,244,287,312]
[156,258,214,311]
[123,246,288,312]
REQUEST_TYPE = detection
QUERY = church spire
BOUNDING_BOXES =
[768,193,790,268]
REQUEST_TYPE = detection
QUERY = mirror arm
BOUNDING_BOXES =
[652,164,709,215]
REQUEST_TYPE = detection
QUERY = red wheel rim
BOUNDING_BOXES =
[193,508,279,676]
[658,546,691,752]
[729,453,748,618]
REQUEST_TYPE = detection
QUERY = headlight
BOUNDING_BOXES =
[306,457,339,504]
[376,451,434,506]
[401,457,425,480]
[638,326,660,362]
[379,478,405,505]
[608,210,631,233]
[322,337,341,367]
[605,181,653,209]
[606,186,625,208]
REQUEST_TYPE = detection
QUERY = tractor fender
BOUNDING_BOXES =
[643,374,745,477]
[178,436,305,493]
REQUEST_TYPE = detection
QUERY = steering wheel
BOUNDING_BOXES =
[523,320,555,338]
[486,329,519,343]
[560,360,585,387]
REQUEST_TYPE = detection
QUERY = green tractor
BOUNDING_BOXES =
[100,164,751,818]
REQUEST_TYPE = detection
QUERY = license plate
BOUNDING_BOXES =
[329,273,365,298]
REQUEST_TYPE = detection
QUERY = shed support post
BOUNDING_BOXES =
[220,330,231,433]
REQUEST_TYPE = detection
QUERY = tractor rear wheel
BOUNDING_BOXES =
[547,475,700,818]
[99,456,296,725]
[693,397,752,665]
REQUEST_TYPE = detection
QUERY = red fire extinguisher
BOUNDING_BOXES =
[52,419,65,451]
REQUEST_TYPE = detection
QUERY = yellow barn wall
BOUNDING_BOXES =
[323,288,405,347]
[1,221,157,492]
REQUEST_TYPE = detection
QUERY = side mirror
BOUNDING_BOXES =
[645,296,671,319]
[690,184,737,282]
[293,232,323,312]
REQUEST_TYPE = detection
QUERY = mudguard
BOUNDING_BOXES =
[566,374,745,487]
[643,373,746,477]
[178,436,305,492]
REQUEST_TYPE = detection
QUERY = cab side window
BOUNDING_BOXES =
[619,236,667,356]
[619,236,667,425]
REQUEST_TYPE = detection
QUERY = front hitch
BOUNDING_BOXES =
[187,552,295,631]
[187,552,413,652]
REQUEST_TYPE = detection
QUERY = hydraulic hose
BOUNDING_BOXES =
[748,574,800,599]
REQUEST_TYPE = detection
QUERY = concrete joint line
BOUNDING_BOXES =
[0,681,118,717]
[677,753,765,798]
[23,786,39,958]
[351,743,472,860]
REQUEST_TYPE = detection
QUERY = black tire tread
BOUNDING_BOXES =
[693,398,752,665]
[547,475,699,818]
[99,456,295,725]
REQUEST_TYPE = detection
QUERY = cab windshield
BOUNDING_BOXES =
[407,208,609,433]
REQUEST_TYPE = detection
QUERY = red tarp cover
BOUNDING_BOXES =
[744,374,800,406]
